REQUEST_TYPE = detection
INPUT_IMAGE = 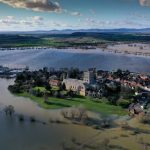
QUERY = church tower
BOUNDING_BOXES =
[83,70,95,84]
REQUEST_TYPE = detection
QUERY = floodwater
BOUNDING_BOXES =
[0,78,97,150]
[0,49,150,73]
[0,48,150,149]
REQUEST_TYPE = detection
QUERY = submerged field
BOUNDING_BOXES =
[16,93,150,150]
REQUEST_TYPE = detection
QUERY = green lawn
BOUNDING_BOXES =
[34,86,60,92]
[17,92,127,116]
[51,86,60,91]
[34,87,46,92]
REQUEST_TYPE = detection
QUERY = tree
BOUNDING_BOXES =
[45,83,51,91]
[60,83,66,91]
[78,105,87,122]
[16,73,25,82]
[107,94,120,105]
[18,114,24,122]
[67,90,74,97]
[36,89,43,97]
[69,67,80,79]
[34,76,43,86]
[114,69,123,78]
[54,91,60,98]
[8,85,22,93]
[43,67,48,73]
[4,105,15,116]
[44,92,49,103]
[117,98,131,108]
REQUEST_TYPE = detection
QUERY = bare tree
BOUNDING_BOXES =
[61,109,68,118]
[78,105,87,122]
[4,105,15,116]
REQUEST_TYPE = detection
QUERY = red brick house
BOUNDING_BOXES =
[49,80,61,87]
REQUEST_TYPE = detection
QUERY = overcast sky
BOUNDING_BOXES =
[0,0,150,31]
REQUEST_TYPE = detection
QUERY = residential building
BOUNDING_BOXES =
[49,79,61,87]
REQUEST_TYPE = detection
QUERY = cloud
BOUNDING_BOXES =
[130,12,150,21]
[64,10,82,17]
[32,16,44,21]
[50,21,71,28]
[0,15,44,27]
[0,0,61,12]
[139,0,150,6]
[81,17,148,29]
[70,12,82,16]
[0,16,75,30]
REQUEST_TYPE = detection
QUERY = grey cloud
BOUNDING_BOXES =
[0,0,61,12]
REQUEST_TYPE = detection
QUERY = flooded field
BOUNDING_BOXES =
[0,49,150,73]
[0,78,99,150]
[0,49,150,150]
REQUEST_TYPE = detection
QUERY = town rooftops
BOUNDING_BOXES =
[49,79,60,87]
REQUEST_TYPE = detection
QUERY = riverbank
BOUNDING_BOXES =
[16,92,127,116]
[106,43,150,57]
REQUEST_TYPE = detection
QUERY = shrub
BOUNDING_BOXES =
[119,121,130,130]
[30,116,36,122]
[18,114,24,122]
[117,99,131,108]
[100,118,112,128]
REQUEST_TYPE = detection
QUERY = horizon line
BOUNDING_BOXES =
[0,28,150,32]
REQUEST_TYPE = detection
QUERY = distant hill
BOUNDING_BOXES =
[0,28,150,35]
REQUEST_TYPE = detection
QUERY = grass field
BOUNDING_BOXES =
[0,33,150,48]
[17,92,127,115]
[34,86,46,92]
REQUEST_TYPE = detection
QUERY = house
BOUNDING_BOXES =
[87,90,103,98]
[106,81,118,91]
[49,79,61,87]
[128,103,144,115]
[63,78,87,96]
[140,75,149,81]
